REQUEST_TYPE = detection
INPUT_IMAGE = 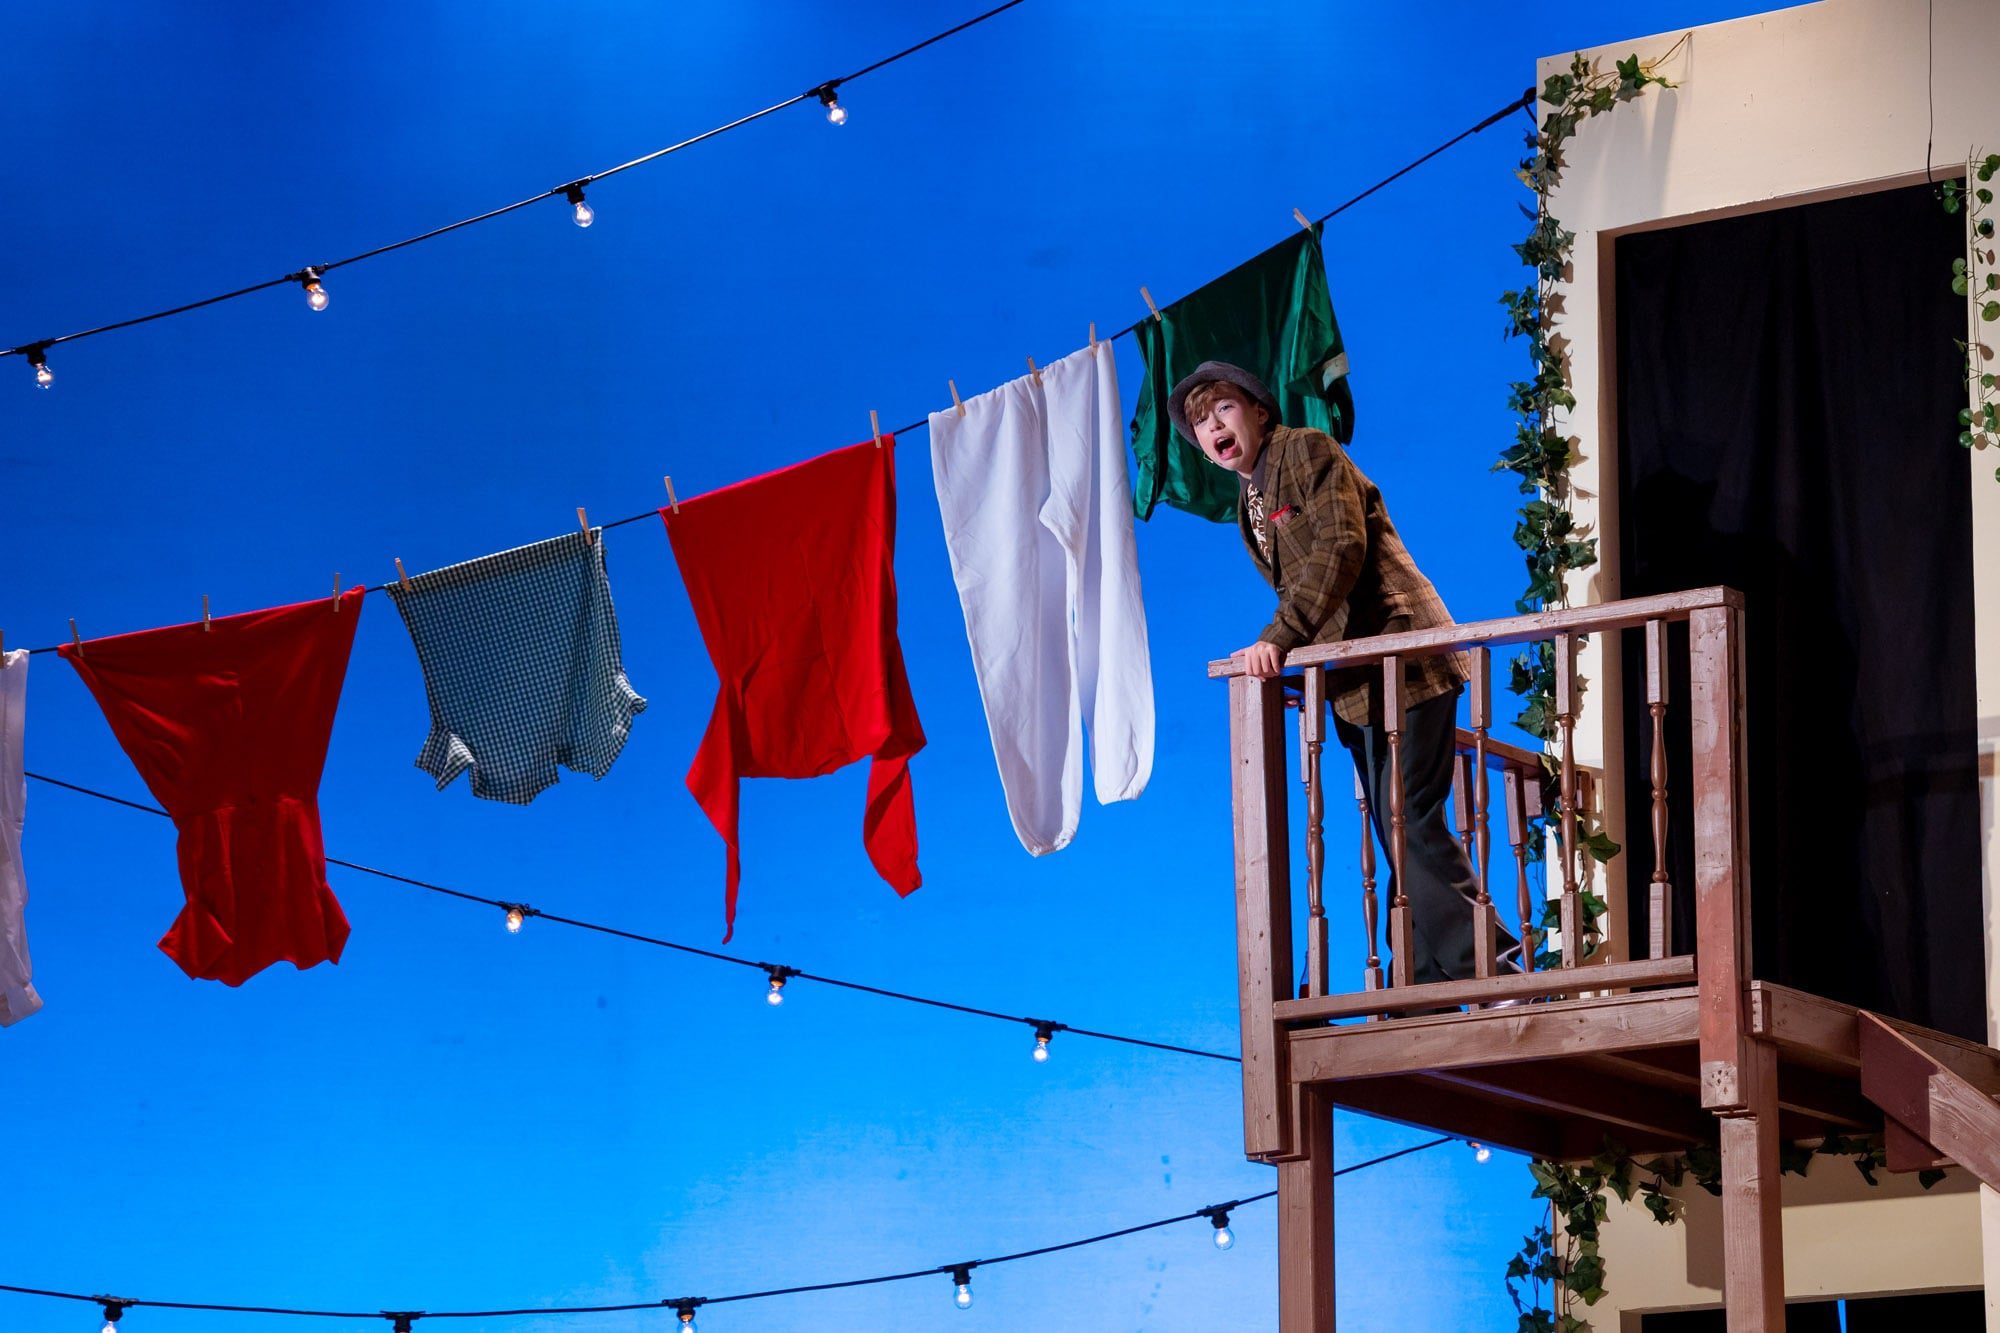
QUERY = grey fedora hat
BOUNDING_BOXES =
[1168,361,1281,443]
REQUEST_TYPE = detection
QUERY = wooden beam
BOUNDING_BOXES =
[1278,1086,1336,1333]
[1231,676,1296,1161]
[1273,956,1695,1022]
[1333,1074,1563,1159]
[1289,989,1699,1082]
[1716,1040,1785,1332]
[1429,1062,1712,1144]
[1208,586,1743,678]
[1752,983,2000,1093]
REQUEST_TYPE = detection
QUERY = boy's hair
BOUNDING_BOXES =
[1184,380,1269,427]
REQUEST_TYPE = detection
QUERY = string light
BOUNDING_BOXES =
[764,964,798,1006]
[949,1265,974,1310]
[1030,1020,1059,1063]
[504,905,525,934]
[1204,1207,1235,1251]
[26,343,51,389]
[386,1315,417,1333]
[98,1299,128,1333]
[815,83,847,125]
[1471,1141,1492,1164]
[673,1299,701,1330]
[297,267,329,312]
[563,182,595,229]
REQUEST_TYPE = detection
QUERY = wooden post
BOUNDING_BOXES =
[1716,1040,1785,1331]
[1645,618,1673,959]
[1554,633,1582,967]
[1689,605,1754,1111]
[1301,667,1329,1000]
[1356,768,1384,995]
[1277,1084,1336,1333]
[1382,656,1413,989]
[1230,675,1297,1160]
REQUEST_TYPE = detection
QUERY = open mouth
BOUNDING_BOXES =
[1213,435,1239,460]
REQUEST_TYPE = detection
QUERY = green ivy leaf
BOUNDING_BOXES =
[1963,408,1977,425]
[1980,188,1995,205]
[1954,275,1970,296]
[1980,219,1996,238]
[1983,301,2000,321]
[1963,430,1978,448]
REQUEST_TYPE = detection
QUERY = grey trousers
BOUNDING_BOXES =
[1334,686,1513,984]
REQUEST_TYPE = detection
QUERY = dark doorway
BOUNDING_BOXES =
[1614,181,1984,1040]
[1639,1290,1984,1331]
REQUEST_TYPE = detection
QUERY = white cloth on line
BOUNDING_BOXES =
[929,340,1154,854]
[0,649,42,1027]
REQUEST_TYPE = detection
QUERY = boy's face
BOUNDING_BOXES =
[1191,389,1270,477]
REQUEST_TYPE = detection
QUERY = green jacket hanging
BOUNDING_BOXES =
[1128,224,1354,523]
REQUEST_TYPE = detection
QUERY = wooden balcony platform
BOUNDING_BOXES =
[1275,979,1990,1162]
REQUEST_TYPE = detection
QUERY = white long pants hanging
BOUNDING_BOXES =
[0,649,41,1026]
[929,340,1154,854]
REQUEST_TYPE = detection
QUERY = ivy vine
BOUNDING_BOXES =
[1495,48,1678,964]
[1942,152,2000,474]
[1506,1135,1945,1332]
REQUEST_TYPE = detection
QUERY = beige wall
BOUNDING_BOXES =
[1537,0,2000,1322]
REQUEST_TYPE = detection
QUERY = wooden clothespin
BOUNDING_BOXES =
[331,573,342,611]
[69,618,83,656]
[947,379,965,418]
[1140,285,1161,322]
[1293,207,1313,231]
[870,410,883,449]
[577,506,593,545]
[1026,355,1042,386]
[1088,321,1097,349]
[664,475,681,515]
[202,595,212,632]
[395,558,412,593]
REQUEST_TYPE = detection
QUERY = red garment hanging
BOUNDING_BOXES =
[60,588,366,985]
[664,440,926,940]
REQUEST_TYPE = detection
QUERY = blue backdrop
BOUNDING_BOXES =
[1,3,1766,1329]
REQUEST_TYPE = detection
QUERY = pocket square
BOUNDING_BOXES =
[1269,504,1301,527]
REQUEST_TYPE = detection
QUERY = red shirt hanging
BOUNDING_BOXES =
[664,440,926,940]
[60,589,366,985]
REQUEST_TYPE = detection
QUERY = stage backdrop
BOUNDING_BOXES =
[1614,180,1983,1041]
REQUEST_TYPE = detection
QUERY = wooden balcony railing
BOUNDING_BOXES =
[1212,586,1750,1161]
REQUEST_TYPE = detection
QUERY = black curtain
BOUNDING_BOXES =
[1641,1304,1839,1333]
[1641,1292,1984,1332]
[1615,182,1983,1040]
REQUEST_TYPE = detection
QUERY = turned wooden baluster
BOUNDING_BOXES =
[1504,766,1536,972]
[1468,647,1498,978]
[1300,667,1330,998]
[1645,619,1673,959]
[1452,751,1476,868]
[1383,655,1414,989]
[1355,767,1385,995]
[1554,633,1582,968]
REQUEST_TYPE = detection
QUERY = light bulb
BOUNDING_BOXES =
[505,906,525,934]
[676,1310,697,1332]
[954,1284,973,1310]
[34,361,52,389]
[305,280,329,312]
[1032,1036,1049,1062]
[1213,1224,1235,1250]
[767,978,785,1005]
[573,199,595,227]
[102,1323,116,1333]
[816,84,847,125]
[1473,1142,1492,1164]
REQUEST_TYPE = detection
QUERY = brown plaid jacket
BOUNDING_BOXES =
[1240,425,1470,726]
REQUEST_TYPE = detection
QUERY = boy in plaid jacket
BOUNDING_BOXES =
[1171,360,1503,985]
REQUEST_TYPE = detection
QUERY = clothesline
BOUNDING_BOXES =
[11,85,1532,655]
[23,769,1239,1063]
[0,1137,1458,1326]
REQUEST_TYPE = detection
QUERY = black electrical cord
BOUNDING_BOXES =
[0,0,1029,362]
[22,769,1238,1064]
[0,1138,1456,1323]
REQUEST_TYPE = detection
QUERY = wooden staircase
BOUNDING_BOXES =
[1859,1011,2000,1190]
